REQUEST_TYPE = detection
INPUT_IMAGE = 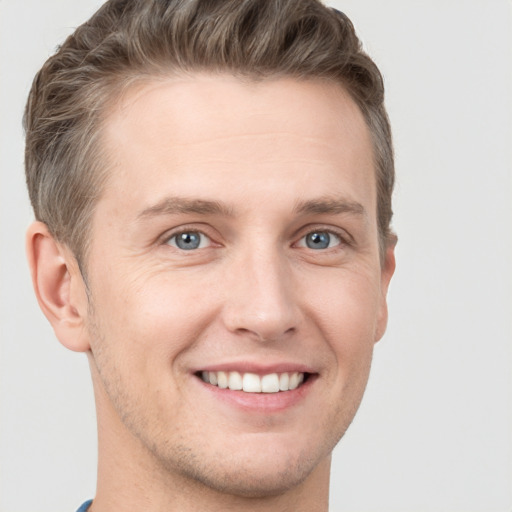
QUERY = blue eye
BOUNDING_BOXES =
[168,231,210,250]
[301,231,341,250]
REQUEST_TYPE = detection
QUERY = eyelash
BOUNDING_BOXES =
[295,230,344,250]
[165,229,213,251]
[162,226,350,252]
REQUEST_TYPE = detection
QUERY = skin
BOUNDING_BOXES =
[27,75,395,512]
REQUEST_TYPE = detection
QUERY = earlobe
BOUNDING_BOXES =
[375,242,396,342]
[26,221,91,352]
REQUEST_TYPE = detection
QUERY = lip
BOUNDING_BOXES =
[192,361,316,375]
[190,362,318,413]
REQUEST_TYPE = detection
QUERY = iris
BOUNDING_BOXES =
[305,232,332,250]
[173,232,202,250]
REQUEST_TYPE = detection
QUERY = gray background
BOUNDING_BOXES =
[1,1,511,510]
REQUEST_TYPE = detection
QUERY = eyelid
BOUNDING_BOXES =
[293,225,353,248]
[166,231,211,250]
[296,231,341,250]
[160,224,219,248]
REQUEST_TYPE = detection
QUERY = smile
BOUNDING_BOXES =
[199,371,306,393]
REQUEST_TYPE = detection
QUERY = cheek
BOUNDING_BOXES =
[300,268,381,396]
[87,269,219,365]
[303,267,382,345]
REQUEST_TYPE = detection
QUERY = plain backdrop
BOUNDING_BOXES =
[1,1,511,511]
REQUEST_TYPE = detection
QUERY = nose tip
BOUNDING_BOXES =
[221,253,300,342]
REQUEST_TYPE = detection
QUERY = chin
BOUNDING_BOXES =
[177,455,319,498]
[152,432,331,499]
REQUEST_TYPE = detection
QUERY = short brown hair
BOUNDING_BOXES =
[24,0,395,267]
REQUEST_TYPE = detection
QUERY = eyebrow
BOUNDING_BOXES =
[294,197,367,218]
[136,195,366,221]
[137,197,234,220]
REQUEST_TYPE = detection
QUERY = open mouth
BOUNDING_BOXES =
[196,371,309,393]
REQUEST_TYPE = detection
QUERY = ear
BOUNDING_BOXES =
[375,240,396,342]
[26,221,91,352]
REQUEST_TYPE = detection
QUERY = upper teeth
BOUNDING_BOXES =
[200,371,305,393]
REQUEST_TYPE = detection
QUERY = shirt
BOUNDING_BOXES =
[76,500,93,512]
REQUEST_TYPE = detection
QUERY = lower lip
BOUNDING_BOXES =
[194,374,317,413]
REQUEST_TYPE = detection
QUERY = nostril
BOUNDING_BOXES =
[231,325,297,344]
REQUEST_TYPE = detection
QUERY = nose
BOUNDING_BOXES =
[220,246,300,343]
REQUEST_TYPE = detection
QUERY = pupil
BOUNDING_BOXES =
[177,232,200,250]
[307,232,330,249]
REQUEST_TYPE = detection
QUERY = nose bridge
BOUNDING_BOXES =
[222,240,298,341]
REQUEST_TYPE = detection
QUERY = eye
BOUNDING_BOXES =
[298,230,342,250]
[167,231,211,251]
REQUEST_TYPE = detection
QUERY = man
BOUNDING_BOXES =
[24,0,396,510]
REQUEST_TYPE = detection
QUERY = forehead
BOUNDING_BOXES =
[98,74,375,218]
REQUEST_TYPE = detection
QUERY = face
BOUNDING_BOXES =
[82,75,394,496]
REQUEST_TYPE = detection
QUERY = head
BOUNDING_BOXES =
[25,0,396,504]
